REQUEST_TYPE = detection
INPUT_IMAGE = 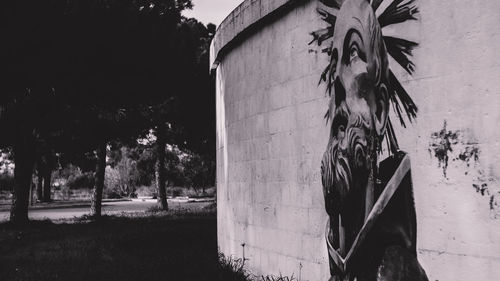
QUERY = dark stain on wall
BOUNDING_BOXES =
[429,120,499,218]
[429,120,459,178]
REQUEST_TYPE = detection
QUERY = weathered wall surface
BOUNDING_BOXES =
[215,1,330,279]
[387,0,500,280]
[213,0,500,280]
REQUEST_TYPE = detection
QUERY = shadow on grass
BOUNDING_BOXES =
[0,209,246,281]
[0,207,295,281]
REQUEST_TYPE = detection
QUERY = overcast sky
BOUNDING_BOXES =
[183,0,242,26]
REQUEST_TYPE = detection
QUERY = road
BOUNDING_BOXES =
[0,198,213,221]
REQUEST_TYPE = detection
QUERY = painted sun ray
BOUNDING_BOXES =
[378,0,418,28]
[389,70,418,125]
[384,36,418,74]
[310,0,419,143]
[318,8,337,25]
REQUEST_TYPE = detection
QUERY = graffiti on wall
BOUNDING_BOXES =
[429,120,500,219]
[429,120,459,179]
[310,0,428,280]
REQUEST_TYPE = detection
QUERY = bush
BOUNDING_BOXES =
[105,147,140,197]
[217,254,249,281]
[66,172,95,190]
[190,186,216,198]
[166,186,216,198]
[182,153,215,189]
[0,172,14,191]
[170,186,183,197]
[259,275,295,281]
[103,189,122,199]
[217,253,296,281]
[135,185,157,198]
[202,202,216,212]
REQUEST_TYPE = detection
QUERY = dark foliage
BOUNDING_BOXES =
[0,212,293,281]
[0,0,216,221]
[0,173,14,192]
[0,216,220,281]
[66,172,95,190]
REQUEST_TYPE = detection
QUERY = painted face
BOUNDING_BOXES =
[321,0,389,240]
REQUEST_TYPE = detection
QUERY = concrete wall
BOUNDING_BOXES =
[213,0,500,280]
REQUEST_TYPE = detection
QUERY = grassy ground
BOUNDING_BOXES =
[0,208,249,281]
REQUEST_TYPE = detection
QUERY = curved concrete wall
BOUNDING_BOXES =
[213,0,500,280]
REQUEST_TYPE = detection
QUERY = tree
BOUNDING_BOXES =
[155,123,168,209]
[0,1,72,223]
[36,144,56,202]
[175,19,216,155]
[0,87,62,223]
[0,0,218,222]
[90,142,106,217]
[183,152,215,192]
[56,0,195,216]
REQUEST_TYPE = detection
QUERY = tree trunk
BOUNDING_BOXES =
[42,165,51,202]
[36,171,43,202]
[90,141,106,218]
[156,123,168,210]
[10,134,36,224]
[29,175,34,206]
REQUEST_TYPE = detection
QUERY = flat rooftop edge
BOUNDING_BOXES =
[210,0,308,72]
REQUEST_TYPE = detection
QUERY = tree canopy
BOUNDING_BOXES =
[0,0,215,222]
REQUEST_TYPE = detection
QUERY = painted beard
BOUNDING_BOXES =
[321,111,377,248]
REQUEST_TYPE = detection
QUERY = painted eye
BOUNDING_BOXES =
[349,45,359,62]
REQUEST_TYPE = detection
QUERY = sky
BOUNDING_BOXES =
[182,0,242,26]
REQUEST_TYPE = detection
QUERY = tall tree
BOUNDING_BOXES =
[36,168,43,201]
[90,141,106,217]
[0,1,68,223]
[10,125,37,223]
[155,123,168,210]
[0,0,219,222]
[60,0,194,216]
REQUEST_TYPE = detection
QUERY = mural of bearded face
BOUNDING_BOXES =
[320,0,390,256]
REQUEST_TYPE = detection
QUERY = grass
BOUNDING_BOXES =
[135,185,216,199]
[258,275,296,281]
[0,210,224,281]
[0,207,294,281]
[217,255,250,281]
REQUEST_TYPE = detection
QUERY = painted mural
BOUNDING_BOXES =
[310,0,428,280]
